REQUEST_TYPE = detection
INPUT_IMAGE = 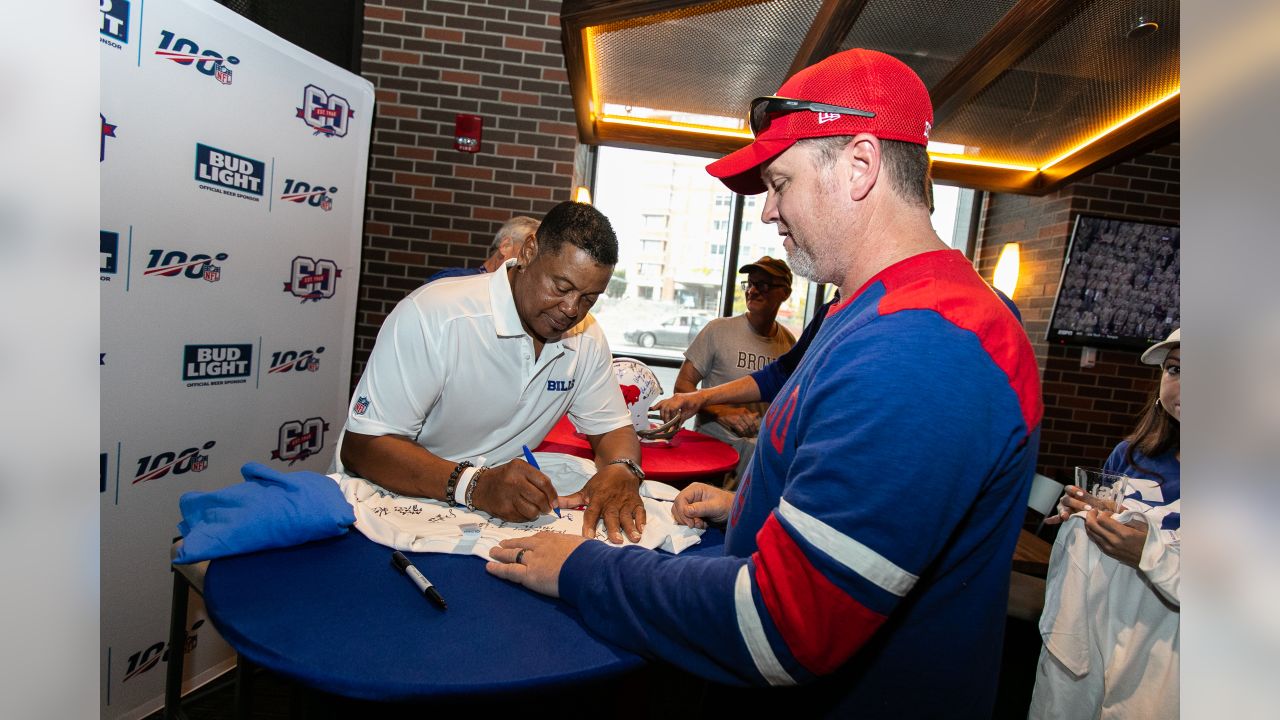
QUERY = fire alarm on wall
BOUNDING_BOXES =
[454,114,482,153]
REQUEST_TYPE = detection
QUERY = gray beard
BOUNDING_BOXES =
[786,241,831,285]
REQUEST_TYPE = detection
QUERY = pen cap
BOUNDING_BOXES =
[391,550,411,572]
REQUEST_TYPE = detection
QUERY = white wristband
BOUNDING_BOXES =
[455,466,478,506]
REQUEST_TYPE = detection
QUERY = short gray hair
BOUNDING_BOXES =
[800,136,931,208]
[491,216,540,253]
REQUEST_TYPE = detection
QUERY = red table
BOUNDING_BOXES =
[535,415,738,488]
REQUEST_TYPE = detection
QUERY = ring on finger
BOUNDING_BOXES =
[515,548,528,564]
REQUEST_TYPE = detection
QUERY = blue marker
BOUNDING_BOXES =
[522,444,560,517]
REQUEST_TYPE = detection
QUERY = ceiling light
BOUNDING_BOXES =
[1127,17,1159,39]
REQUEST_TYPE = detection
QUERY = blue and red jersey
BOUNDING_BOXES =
[562,249,1042,717]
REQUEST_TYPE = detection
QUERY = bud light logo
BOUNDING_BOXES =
[271,417,330,465]
[297,84,353,138]
[195,143,264,201]
[280,179,337,211]
[182,344,252,386]
[101,231,119,279]
[283,257,341,303]
[100,0,129,47]
[133,441,216,484]
[101,115,117,162]
[145,249,230,282]
[268,346,324,375]
[155,30,240,84]
[354,395,370,415]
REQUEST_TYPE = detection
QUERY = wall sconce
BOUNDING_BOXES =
[573,186,593,204]
[992,242,1020,299]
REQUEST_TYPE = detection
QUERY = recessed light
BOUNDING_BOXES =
[1128,16,1159,39]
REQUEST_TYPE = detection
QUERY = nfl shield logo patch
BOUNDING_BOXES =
[191,454,208,472]
[354,395,370,415]
[215,62,233,85]
[202,263,221,282]
[320,196,333,212]
[306,357,320,372]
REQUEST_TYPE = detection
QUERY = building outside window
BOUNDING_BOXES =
[590,145,977,364]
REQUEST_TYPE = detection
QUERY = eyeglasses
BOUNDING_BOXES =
[740,280,787,293]
[749,96,876,136]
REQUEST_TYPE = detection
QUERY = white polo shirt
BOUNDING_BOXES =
[334,259,630,474]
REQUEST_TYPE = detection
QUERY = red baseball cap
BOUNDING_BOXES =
[706,49,933,195]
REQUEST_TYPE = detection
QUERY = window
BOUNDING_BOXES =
[589,145,979,363]
[642,213,668,229]
[592,146,736,361]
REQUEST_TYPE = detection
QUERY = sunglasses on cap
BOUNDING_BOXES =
[749,96,876,136]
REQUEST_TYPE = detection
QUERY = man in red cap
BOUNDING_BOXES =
[487,49,1042,717]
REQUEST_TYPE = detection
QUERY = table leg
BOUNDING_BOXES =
[163,568,191,720]
[234,654,256,720]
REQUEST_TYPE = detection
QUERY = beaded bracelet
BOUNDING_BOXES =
[465,466,488,511]
[444,460,473,506]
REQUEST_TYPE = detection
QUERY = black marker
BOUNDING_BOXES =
[391,551,447,610]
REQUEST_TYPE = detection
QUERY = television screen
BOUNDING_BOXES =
[1046,214,1180,350]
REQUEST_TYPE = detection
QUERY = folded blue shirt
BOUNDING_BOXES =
[174,462,355,564]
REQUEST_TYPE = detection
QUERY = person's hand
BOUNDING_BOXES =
[671,482,733,529]
[1044,485,1107,525]
[470,459,558,522]
[557,464,645,544]
[1084,510,1147,567]
[708,406,760,436]
[486,532,590,598]
[653,392,706,424]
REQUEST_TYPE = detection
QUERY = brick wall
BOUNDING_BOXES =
[355,0,578,388]
[974,144,1179,480]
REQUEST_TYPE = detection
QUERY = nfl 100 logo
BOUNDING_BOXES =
[280,179,338,212]
[144,248,230,282]
[155,30,240,84]
[267,346,325,376]
[297,84,354,138]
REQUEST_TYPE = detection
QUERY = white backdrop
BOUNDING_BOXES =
[100,1,373,716]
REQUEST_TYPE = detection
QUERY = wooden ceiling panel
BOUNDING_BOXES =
[560,0,1181,195]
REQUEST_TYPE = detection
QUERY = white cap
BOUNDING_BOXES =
[1140,328,1180,365]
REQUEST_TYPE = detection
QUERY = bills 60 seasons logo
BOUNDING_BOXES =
[271,417,329,465]
[283,256,341,303]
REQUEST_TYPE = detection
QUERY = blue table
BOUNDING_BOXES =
[202,525,726,702]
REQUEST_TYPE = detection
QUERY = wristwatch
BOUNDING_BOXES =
[607,458,645,481]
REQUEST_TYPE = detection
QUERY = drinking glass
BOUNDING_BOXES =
[1073,467,1130,512]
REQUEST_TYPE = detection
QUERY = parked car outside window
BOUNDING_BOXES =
[623,313,710,349]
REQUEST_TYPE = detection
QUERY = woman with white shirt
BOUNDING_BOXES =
[1029,328,1180,719]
